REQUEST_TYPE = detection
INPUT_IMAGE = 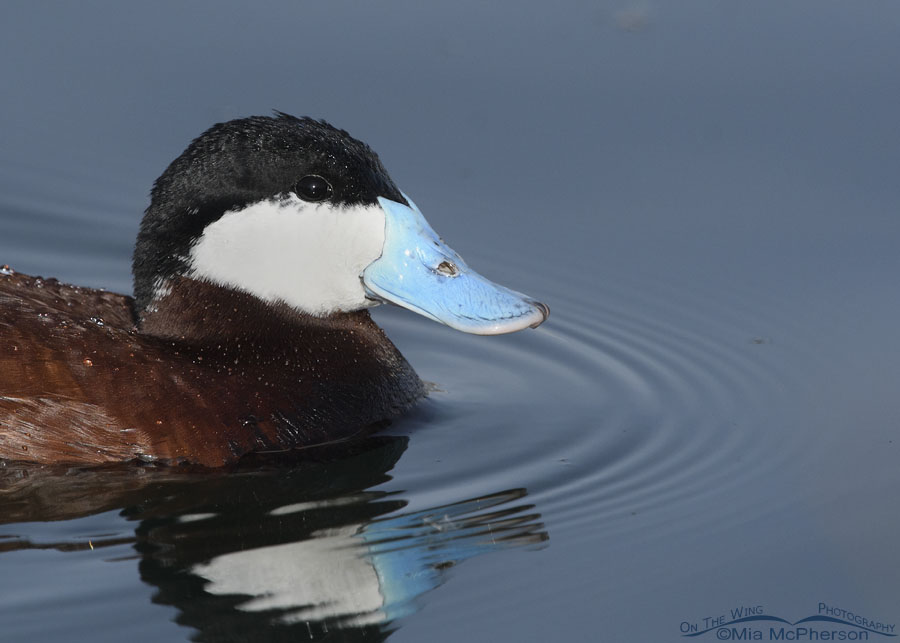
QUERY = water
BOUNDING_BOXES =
[1,1,899,641]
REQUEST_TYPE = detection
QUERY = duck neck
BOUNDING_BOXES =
[137,277,423,395]
[134,277,425,456]
[138,277,357,342]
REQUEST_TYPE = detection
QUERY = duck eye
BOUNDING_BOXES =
[294,175,333,202]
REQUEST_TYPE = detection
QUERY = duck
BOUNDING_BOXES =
[0,113,548,467]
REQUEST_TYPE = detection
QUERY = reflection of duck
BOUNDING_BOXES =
[0,439,547,641]
[193,488,544,630]
[0,114,548,466]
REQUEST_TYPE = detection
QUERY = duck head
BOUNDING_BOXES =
[133,113,548,334]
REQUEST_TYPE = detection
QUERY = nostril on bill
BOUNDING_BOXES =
[436,260,460,277]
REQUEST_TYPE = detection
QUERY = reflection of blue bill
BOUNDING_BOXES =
[193,489,546,627]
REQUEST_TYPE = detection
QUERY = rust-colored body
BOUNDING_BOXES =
[0,271,424,467]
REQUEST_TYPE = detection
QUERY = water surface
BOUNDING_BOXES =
[1,1,899,641]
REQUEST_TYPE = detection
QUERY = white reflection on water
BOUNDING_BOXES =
[194,490,544,627]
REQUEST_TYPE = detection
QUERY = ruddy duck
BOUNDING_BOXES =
[0,114,547,467]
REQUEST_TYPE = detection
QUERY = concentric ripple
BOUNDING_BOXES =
[374,267,834,541]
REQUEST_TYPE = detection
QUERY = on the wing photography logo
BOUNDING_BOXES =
[679,602,896,640]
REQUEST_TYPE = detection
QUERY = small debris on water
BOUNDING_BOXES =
[83,358,93,367]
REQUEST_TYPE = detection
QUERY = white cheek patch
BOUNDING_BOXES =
[187,196,386,316]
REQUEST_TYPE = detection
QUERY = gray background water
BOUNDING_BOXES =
[1,1,899,641]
